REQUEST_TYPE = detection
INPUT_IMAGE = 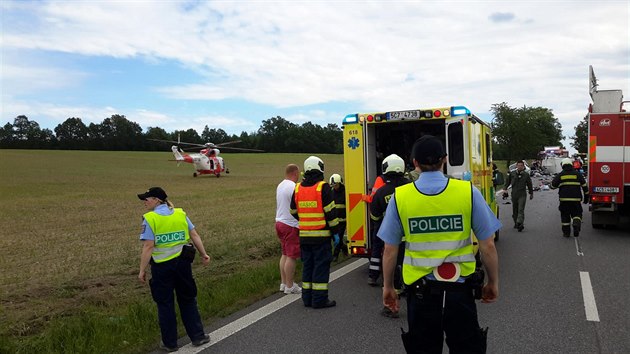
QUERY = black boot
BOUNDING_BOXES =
[313,300,336,309]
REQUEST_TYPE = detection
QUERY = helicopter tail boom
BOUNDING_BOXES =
[171,146,193,163]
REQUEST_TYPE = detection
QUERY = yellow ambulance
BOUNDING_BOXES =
[342,106,499,257]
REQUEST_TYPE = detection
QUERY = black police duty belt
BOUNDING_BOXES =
[409,277,473,294]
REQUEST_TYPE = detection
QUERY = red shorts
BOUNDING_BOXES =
[275,222,300,259]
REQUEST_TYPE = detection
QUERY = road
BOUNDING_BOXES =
[166,178,630,354]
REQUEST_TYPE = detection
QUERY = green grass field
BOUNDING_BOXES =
[0,150,344,353]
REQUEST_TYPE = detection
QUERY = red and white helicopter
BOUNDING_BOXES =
[150,138,263,177]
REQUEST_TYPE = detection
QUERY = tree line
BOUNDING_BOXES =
[0,115,343,153]
[490,102,586,165]
[1,104,586,159]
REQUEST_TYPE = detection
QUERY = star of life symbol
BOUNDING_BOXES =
[348,137,360,150]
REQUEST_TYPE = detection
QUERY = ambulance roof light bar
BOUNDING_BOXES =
[343,114,358,125]
[451,106,471,116]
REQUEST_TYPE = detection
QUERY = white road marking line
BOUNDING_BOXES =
[574,238,584,256]
[579,271,600,322]
[177,258,369,353]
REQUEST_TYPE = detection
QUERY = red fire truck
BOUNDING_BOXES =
[587,65,630,228]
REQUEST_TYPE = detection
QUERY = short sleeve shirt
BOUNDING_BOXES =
[276,179,299,228]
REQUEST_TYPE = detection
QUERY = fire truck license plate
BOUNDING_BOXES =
[389,110,421,120]
[593,187,619,193]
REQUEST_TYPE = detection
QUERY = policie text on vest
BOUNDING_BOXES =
[155,231,186,245]
[408,215,464,234]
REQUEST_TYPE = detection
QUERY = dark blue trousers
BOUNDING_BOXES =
[300,241,332,307]
[405,285,485,353]
[369,231,384,279]
[150,257,205,348]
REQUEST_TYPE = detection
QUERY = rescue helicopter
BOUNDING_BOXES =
[149,138,263,177]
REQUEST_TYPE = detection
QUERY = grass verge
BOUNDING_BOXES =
[3,259,296,353]
[0,150,344,353]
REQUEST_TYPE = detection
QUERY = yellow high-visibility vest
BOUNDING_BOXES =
[144,208,190,263]
[395,179,475,285]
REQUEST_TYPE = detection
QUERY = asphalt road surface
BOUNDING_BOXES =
[165,177,630,354]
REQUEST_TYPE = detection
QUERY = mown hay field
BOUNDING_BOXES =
[0,149,343,352]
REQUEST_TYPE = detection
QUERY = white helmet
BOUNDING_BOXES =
[382,154,405,174]
[561,158,573,167]
[329,173,343,185]
[304,156,324,173]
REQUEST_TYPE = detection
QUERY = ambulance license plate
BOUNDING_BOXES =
[593,187,619,193]
[389,110,421,120]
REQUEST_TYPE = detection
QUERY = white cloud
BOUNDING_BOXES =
[285,110,342,125]
[0,97,117,127]
[132,109,174,127]
[1,62,88,95]
[1,1,628,144]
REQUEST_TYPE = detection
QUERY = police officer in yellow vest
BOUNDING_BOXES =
[138,187,211,351]
[378,136,501,353]
[290,156,340,308]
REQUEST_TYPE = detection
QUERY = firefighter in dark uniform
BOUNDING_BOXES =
[379,136,500,353]
[368,154,410,287]
[369,154,411,317]
[290,156,339,308]
[330,173,347,260]
[551,158,589,237]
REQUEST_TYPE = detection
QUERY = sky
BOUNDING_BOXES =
[1,1,629,152]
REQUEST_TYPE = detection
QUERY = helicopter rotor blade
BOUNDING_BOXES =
[147,138,206,148]
[215,140,242,147]
[214,146,264,152]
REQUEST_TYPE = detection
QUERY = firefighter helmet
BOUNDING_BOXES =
[561,158,573,167]
[329,173,343,185]
[304,156,324,173]
[382,154,405,174]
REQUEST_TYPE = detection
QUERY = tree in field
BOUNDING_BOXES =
[237,131,261,151]
[258,116,297,152]
[144,127,170,151]
[37,128,56,149]
[3,115,55,148]
[55,117,89,150]
[101,114,144,150]
[323,123,343,153]
[87,122,105,150]
[172,129,202,145]
[85,115,143,150]
[0,122,15,147]
[201,126,229,144]
[570,115,588,153]
[491,103,564,166]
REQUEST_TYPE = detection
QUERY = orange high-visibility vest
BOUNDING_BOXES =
[363,175,386,203]
[294,181,331,237]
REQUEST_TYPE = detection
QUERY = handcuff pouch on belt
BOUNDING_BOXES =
[180,243,196,262]
[465,268,485,300]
